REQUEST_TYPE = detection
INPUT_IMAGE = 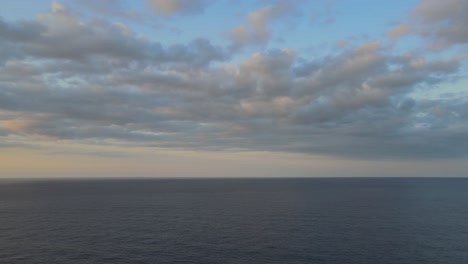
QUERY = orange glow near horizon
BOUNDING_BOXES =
[1,142,467,179]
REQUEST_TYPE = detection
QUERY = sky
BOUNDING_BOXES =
[0,0,467,178]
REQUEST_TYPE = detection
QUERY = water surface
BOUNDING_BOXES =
[1,178,467,263]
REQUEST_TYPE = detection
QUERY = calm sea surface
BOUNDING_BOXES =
[1,178,467,264]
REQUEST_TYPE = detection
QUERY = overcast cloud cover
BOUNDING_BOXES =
[0,0,467,171]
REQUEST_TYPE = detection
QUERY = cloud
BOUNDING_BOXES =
[413,0,468,48]
[386,24,410,40]
[0,2,467,160]
[0,3,225,66]
[226,1,295,48]
[387,0,468,49]
[146,0,209,16]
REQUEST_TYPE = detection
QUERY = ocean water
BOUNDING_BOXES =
[1,178,467,264]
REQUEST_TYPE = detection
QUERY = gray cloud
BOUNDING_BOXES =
[0,3,467,160]
[226,0,295,48]
[0,4,225,66]
[145,0,209,16]
[413,0,468,48]
[388,0,468,49]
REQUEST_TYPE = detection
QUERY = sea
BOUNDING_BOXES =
[0,177,467,264]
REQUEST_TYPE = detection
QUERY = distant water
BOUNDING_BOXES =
[1,178,468,264]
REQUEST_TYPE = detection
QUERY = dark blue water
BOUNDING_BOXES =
[1,178,467,264]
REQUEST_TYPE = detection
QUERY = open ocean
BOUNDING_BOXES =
[1,178,467,264]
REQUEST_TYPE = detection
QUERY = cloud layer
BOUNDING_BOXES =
[0,1,467,160]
